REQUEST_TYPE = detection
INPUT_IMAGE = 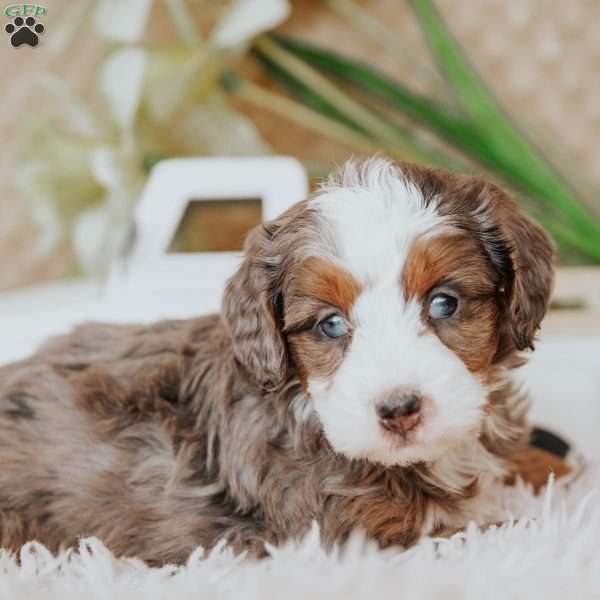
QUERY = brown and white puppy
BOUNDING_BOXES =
[0,159,554,564]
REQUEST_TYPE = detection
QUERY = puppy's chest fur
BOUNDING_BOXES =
[0,317,522,563]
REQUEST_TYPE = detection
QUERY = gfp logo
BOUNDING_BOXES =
[4,4,46,47]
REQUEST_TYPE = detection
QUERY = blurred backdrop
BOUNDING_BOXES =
[1,0,600,292]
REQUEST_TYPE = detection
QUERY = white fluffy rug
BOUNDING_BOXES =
[2,467,600,600]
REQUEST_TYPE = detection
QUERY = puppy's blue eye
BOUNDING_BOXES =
[429,293,458,319]
[318,314,348,338]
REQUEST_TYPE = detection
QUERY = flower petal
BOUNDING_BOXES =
[73,205,110,274]
[144,48,217,123]
[90,147,121,190]
[211,0,291,48]
[173,95,271,155]
[99,48,147,133]
[93,0,154,43]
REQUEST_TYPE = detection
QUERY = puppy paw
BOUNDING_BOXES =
[505,446,571,493]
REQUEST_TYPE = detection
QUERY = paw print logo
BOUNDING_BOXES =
[5,16,45,48]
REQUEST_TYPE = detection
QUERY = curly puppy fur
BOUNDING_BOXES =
[0,160,554,564]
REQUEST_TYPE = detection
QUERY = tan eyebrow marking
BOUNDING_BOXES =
[402,234,497,301]
[293,256,362,314]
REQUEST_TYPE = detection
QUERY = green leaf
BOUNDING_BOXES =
[253,51,368,134]
[254,36,461,170]
[221,72,384,156]
[270,35,492,165]
[410,0,600,244]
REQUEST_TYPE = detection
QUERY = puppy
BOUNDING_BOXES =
[0,159,554,564]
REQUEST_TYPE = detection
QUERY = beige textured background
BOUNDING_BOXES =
[1,0,599,291]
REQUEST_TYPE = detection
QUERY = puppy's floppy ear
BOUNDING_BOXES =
[222,222,286,392]
[473,181,555,354]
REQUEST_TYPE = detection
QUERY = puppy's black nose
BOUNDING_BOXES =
[377,391,422,434]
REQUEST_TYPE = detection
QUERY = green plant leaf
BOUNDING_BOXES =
[221,71,384,156]
[253,51,368,134]
[410,0,600,244]
[254,36,461,170]
[270,35,492,164]
[325,0,445,96]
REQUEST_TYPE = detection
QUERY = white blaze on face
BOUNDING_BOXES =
[307,160,488,466]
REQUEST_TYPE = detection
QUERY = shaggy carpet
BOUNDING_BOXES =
[1,465,599,600]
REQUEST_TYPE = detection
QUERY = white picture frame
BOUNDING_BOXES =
[102,156,309,319]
